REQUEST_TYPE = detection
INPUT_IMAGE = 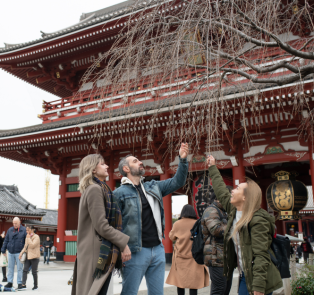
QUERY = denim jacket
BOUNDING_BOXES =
[113,157,189,253]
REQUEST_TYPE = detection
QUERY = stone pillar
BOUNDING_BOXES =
[56,159,67,261]
[232,143,246,188]
[161,157,173,263]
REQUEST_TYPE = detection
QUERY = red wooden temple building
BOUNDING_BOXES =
[0,1,314,262]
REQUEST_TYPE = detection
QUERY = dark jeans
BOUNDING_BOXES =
[44,250,50,263]
[177,287,197,295]
[22,258,39,287]
[98,273,112,295]
[239,272,272,295]
[208,266,232,295]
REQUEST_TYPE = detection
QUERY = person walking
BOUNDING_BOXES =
[206,156,282,295]
[71,154,131,295]
[1,217,26,290]
[0,232,7,283]
[42,237,53,264]
[114,143,189,295]
[166,204,209,295]
[19,225,40,291]
[302,237,313,263]
[202,190,232,295]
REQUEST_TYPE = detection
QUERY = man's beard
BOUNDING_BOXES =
[130,165,145,177]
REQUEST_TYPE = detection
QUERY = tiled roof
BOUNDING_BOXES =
[24,209,58,227]
[0,0,156,54]
[0,81,279,139]
[0,185,45,217]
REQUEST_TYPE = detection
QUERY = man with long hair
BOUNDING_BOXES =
[114,143,189,295]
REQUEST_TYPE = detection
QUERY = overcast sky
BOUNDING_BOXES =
[0,0,187,213]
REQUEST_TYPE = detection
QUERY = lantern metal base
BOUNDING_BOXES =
[279,211,301,220]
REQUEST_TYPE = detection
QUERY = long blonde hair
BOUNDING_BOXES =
[230,178,262,242]
[78,154,104,193]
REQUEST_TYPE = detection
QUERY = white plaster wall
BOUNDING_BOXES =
[67,168,79,178]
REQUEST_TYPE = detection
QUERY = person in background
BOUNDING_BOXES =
[202,188,232,295]
[206,156,282,295]
[302,237,313,263]
[1,217,26,290]
[114,143,189,295]
[42,237,53,265]
[19,225,40,291]
[0,232,7,282]
[166,204,209,295]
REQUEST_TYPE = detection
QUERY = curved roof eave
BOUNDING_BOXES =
[0,0,161,55]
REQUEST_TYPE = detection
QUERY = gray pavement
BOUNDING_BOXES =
[3,258,284,294]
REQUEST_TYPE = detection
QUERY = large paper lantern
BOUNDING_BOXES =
[266,171,308,220]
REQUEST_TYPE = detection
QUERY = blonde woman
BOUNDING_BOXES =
[19,225,40,291]
[206,156,282,295]
[72,154,131,295]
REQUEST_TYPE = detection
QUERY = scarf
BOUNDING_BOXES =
[92,177,123,279]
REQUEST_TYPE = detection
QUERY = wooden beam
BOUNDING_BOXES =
[36,76,52,84]
[26,70,43,78]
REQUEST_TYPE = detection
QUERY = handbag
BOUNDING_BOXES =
[20,245,29,264]
[0,252,8,267]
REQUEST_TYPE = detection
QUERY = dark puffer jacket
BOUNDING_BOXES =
[1,226,27,254]
[201,201,228,267]
[208,165,282,295]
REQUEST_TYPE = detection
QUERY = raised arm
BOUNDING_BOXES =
[158,143,189,197]
[26,235,40,250]
[207,156,233,214]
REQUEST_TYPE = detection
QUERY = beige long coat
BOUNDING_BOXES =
[71,184,129,295]
[166,218,209,289]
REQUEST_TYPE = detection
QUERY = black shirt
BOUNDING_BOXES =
[134,184,160,248]
[43,240,53,252]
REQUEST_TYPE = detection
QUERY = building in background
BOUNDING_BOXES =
[0,184,57,245]
[0,1,314,262]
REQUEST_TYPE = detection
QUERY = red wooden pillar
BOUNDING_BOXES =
[309,137,314,204]
[106,153,115,191]
[56,159,68,261]
[232,144,246,188]
[298,219,303,236]
[161,157,173,263]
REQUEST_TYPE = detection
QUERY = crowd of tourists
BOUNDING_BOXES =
[70,143,293,295]
[0,218,54,292]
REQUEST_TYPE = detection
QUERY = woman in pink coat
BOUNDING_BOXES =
[166,205,209,295]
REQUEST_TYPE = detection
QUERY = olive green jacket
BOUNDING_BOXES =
[208,165,283,295]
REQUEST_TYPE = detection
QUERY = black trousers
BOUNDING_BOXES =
[98,273,112,295]
[22,258,39,287]
[2,267,6,279]
[177,287,197,295]
[208,266,232,295]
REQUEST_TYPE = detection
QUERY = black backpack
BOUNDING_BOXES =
[190,204,227,265]
[268,234,291,279]
[190,218,204,265]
